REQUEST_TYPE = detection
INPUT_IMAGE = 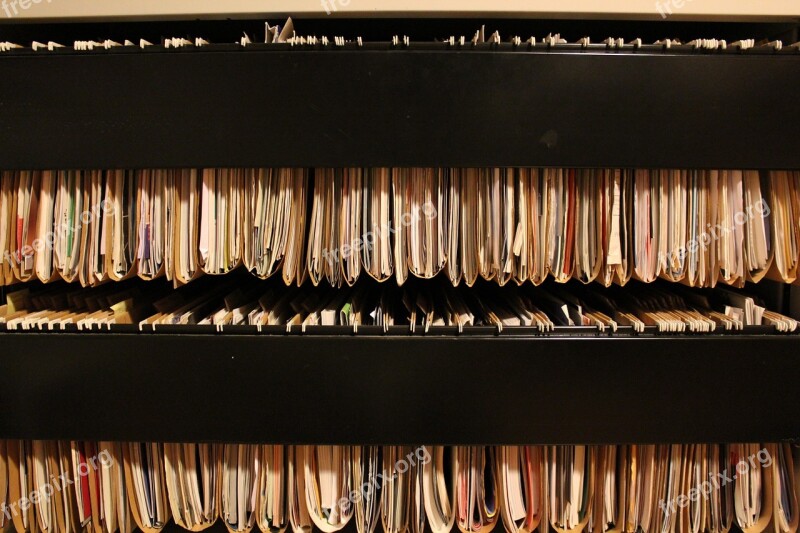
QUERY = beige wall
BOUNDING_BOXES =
[2,0,798,21]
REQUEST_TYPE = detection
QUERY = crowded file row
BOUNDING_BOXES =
[0,169,796,288]
[0,441,793,533]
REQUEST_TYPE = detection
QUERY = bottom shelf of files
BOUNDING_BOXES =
[0,442,796,533]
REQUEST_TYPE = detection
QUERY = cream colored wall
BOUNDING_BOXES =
[2,0,798,21]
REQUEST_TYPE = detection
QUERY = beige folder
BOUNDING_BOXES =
[136,170,170,281]
[350,446,380,533]
[28,441,54,533]
[717,170,746,287]
[422,446,456,533]
[459,169,479,287]
[0,173,15,286]
[87,442,132,533]
[7,440,40,533]
[78,170,110,287]
[303,445,352,533]
[123,442,170,533]
[546,169,576,283]
[164,443,220,531]
[34,170,62,284]
[455,446,498,533]
[529,169,550,286]
[731,443,773,533]
[307,169,343,287]
[219,444,259,533]
[632,170,660,283]
[770,443,798,533]
[173,169,203,285]
[287,447,312,533]
[104,170,139,282]
[660,170,689,284]
[0,440,10,533]
[53,171,87,284]
[549,446,594,533]
[361,168,393,283]
[573,169,604,284]
[380,446,422,533]
[742,171,773,283]
[766,171,799,284]
[198,168,243,276]
[283,168,310,287]
[11,172,41,283]
[497,446,545,533]
[256,445,288,533]
[592,445,627,533]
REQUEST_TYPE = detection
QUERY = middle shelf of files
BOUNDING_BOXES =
[0,166,799,443]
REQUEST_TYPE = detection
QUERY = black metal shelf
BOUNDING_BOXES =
[0,47,798,169]
[0,331,797,444]
[1,20,800,446]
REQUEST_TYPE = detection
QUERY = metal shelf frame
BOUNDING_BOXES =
[0,46,798,170]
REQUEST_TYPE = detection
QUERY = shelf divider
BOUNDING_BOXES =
[0,49,798,169]
[1,332,797,443]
